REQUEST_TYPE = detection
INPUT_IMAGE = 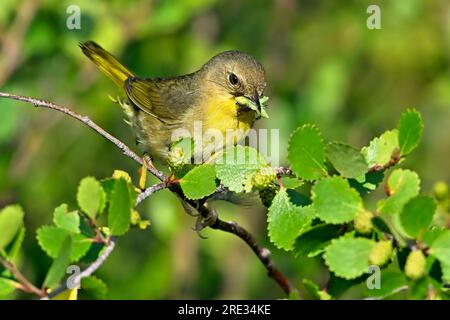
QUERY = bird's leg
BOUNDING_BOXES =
[139,153,155,190]
[194,202,218,233]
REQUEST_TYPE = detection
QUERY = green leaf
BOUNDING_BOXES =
[324,236,375,279]
[81,276,108,299]
[108,178,132,236]
[180,164,217,200]
[429,230,450,269]
[288,124,327,180]
[278,177,303,189]
[423,228,446,248]
[349,171,385,195]
[0,205,24,251]
[441,262,450,282]
[0,278,19,296]
[312,176,363,224]
[268,189,314,250]
[364,271,407,298]
[44,236,72,288]
[6,226,25,260]
[400,196,436,239]
[303,279,332,300]
[398,108,423,156]
[294,224,342,258]
[326,142,368,178]
[362,129,399,169]
[379,169,420,215]
[36,226,92,262]
[53,204,80,234]
[215,146,266,193]
[77,177,105,220]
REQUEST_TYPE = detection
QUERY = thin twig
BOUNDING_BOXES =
[45,181,166,299]
[0,256,45,298]
[0,91,295,297]
[44,238,117,300]
[136,181,167,204]
[0,92,165,181]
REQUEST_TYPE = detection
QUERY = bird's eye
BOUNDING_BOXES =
[228,73,239,85]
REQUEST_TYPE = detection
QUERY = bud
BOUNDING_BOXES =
[354,210,374,234]
[405,250,427,280]
[252,166,277,190]
[167,147,185,169]
[433,181,449,202]
[369,240,393,266]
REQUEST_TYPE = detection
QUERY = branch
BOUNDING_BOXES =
[0,91,295,297]
[45,181,165,299]
[0,92,165,181]
[0,256,46,298]
[136,181,167,204]
[212,217,295,295]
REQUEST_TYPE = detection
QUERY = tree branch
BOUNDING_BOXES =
[212,217,295,295]
[0,92,165,181]
[0,91,295,297]
[0,256,46,298]
[136,181,167,204]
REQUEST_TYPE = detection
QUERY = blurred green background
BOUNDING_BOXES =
[0,0,449,299]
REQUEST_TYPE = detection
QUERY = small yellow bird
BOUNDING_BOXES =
[79,41,268,164]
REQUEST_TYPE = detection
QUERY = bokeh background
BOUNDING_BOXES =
[0,0,449,299]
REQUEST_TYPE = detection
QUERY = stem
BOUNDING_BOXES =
[0,257,45,297]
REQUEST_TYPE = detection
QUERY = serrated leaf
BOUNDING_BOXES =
[0,205,24,250]
[324,236,375,279]
[36,226,92,262]
[312,176,363,224]
[53,204,80,234]
[398,109,423,156]
[268,189,314,250]
[108,178,132,236]
[294,224,342,258]
[379,169,420,215]
[326,142,368,178]
[429,230,450,268]
[77,177,105,220]
[288,124,327,180]
[81,276,107,299]
[400,196,436,239]
[362,129,399,169]
[180,164,217,200]
[44,236,72,288]
[215,146,266,193]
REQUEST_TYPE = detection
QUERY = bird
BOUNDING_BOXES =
[79,41,268,167]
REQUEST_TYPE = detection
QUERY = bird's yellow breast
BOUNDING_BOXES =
[203,95,255,146]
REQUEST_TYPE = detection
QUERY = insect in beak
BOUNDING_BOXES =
[235,95,269,119]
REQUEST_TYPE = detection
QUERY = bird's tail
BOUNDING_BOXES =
[79,41,134,87]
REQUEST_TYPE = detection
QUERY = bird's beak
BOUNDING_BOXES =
[247,93,269,119]
[235,94,269,119]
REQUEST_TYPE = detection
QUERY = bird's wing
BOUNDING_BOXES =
[125,76,198,125]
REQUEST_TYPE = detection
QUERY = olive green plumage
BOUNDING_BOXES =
[79,41,267,161]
